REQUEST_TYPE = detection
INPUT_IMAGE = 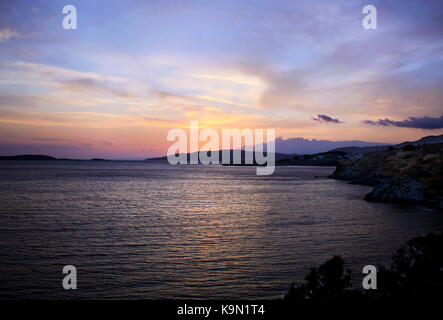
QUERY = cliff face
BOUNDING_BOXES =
[330,143,443,210]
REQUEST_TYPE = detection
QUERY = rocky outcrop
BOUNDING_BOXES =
[330,143,443,210]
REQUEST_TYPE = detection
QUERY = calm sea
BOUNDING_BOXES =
[0,161,442,299]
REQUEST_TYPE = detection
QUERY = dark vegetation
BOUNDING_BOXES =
[284,232,443,302]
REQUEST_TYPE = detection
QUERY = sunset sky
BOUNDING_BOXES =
[0,0,442,159]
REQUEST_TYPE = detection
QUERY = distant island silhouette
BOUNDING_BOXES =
[0,155,57,161]
[145,150,297,165]
[146,134,443,167]
[0,155,110,161]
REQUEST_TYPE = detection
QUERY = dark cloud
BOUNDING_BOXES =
[312,114,343,124]
[363,115,443,129]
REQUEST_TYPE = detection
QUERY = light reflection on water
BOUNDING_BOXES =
[0,161,442,299]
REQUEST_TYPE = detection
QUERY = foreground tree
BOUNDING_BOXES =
[285,255,352,301]
[285,233,443,301]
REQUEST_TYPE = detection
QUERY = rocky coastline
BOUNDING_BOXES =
[330,143,443,210]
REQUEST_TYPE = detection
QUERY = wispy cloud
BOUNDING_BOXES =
[0,28,19,43]
[32,138,73,142]
[363,115,443,130]
[0,61,127,84]
[152,89,252,108]
[312,114,343,124]
[59,78,135,98]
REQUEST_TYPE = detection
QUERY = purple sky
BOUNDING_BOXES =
[0,0,442,158]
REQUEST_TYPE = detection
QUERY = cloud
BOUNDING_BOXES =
[59,78,134,98]
[32,138,73,142]
[311,114,342,124]
[0,28,19,43]
[0,61,125,82]
[363,115,443,129]
[152,89,252,108]
[0,92,102,108]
